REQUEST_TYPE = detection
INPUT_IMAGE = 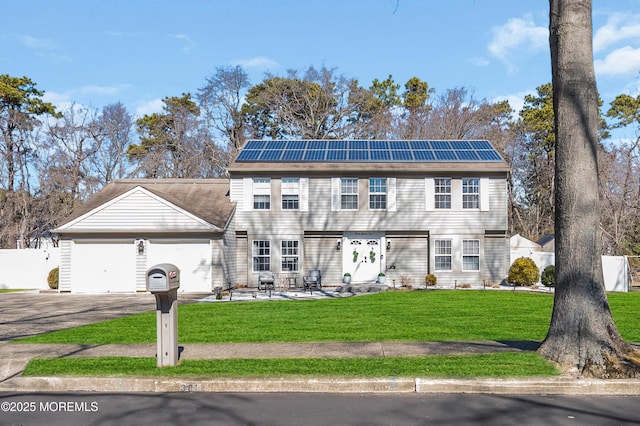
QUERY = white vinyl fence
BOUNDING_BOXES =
[510,251,629,292]
[0,248,61,290]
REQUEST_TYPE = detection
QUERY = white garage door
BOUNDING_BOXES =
[71,241,136,293]
[147,241,212,292]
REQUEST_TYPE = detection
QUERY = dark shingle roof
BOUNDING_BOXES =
[59,179,234,230]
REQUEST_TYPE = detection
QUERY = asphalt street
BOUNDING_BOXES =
[3,392,640,426]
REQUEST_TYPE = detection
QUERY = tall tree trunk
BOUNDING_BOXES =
[538,0,640,378]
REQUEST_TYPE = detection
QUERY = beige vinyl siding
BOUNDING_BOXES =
[229,178,244,210]
[483,235,509,284]
[211,239,224,288]
[230,176,503,233]
[235,234,248,286]
[68,189,216,232]
[303,234,342,284]
[222,218,237,289]
[384,235,428,287]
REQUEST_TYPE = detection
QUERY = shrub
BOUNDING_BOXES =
[400,275,414,289]
[508,257,540,286]
[425,274,437,286]
[541,265,555,287]
[47,267,59,290]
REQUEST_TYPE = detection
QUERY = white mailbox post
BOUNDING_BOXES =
[146,263,180,367]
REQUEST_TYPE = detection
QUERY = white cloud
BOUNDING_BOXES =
[492,89,535,115]
[42,91,71,106]
[79,84,131,96]
[594,46,640,77]
[593,12,640,53]
[231,56,279,70]
[468,56,490,67]
[15,34,70,62]
[16,35,56,50]
[488,15,548,73]
[168,33,196,54]
[135,98,164,117]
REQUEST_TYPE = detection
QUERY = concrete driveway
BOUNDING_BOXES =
[0,291,207,341]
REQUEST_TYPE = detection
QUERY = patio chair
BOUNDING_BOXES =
[258,271,275,291]
[303,269,322,293]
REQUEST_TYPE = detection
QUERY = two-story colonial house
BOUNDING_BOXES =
[228,139,510,288]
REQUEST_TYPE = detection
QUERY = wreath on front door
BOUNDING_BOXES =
[353,249,359,263]
[369,250,376,263]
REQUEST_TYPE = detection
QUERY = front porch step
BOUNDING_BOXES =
[336,283,388,293]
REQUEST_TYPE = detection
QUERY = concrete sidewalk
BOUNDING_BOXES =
[3,340,640,395]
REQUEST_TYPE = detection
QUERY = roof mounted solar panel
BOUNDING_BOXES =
[308,140,327,150]
[390,141,410,150]
[434,150,457,161]
[470,140,493,150]
[413,150,435,161]
[410,141,431,150]
[235,139,504,163]
[327,149,347,160]
[286,140,306,150]
[349,140,367,150]
[260,149,282,161]
[348,150,368,160]
[391,150,413,161]
[370,150,391,161]
[456,150,480,160]
[236,149,261,161]
[264,140,286,150]
[430,141,451,150]
[370,140,389,150]
[244,140,266,150]
[282,149,304,161]
[451,141,472,150]
[328,140,347,150]
[304,150,325,161]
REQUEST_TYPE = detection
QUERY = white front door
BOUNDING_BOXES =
[343,233,382,282]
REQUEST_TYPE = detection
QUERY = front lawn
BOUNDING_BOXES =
[16,290,640,345]
[23,352,559,379]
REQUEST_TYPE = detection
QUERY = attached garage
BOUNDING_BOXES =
[55,179,235,294]
[70,240,136,293]
[146,240,213,292]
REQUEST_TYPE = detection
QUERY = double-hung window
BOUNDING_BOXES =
[462,239,480,271]
[252,240,270,271]
[341,178,359,210]
[369,178,387,210]
[434,239,452,271]
[462,178,480,209]
[281,178,299,210]
[434,178,451,209]
[281,240,299,272]
[253,178,271,210]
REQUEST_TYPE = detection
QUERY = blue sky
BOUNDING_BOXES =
[3,0,640,133]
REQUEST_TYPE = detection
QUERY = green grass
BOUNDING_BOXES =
[0,289,33,293]
[23,352,559,378]
[16,290,640,345]
[18,290,558,344]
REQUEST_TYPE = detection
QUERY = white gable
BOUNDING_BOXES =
[57,187,221,233]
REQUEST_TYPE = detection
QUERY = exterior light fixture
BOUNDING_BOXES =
[336,240,341,250]
[137,240,145,255]
[386,241,391,250]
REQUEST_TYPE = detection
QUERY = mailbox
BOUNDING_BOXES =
[146,263,180,293]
